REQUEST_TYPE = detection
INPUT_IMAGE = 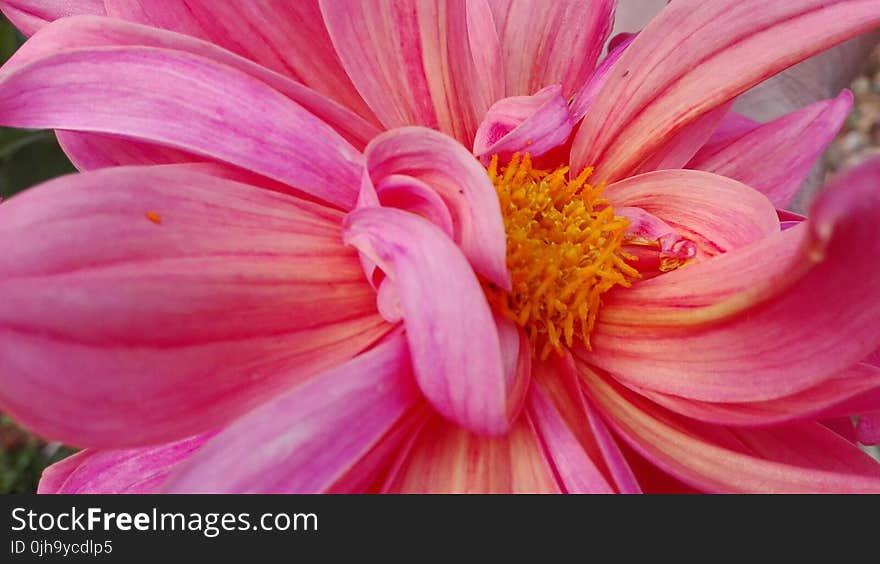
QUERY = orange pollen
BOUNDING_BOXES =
[485,153,640,359]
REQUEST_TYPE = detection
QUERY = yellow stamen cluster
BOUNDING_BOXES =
[487,153,639,359]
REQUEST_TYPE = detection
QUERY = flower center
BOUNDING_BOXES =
[485,153,639,359]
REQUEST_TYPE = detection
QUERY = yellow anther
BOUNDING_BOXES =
[485,153,639,358]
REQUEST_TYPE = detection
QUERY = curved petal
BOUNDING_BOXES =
[320,0,497,143]
[329,405,433,494]
[631,101,733,175]
[102,0,374,120]
[606,169,780,258]
[56,131,201,171]
[571,32,636,122]
[533,355,640,493]
[374,174,454,238]
[701,110,761,151]
[494,314,531,423]
[0,167,387,448]
[344,207,511,436]
[0,0,104,35]
[633,363,880,427]
[571,0,880,183]
[489,0,614,99]
[473,85,574,163]
[364,127,509,288]
[617,206,697,278]
[11,16,379,158]
[584,158,880,402]
[163,333,419,493]
[582,367,880,493]
[528,374,615,493]
[375,278,403,324]
[384,414,561,493]
[12,16,380,152]
[39,434,211,494]
[689,90,853,208]
[0,41,364,209]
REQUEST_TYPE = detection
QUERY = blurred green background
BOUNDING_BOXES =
[1,14,77,494]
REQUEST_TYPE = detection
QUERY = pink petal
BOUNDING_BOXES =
[631,101,733,175]
[319,0,497,143]
[329,405,433,494]
[632,363,880,427]
[473,85,574,163]
[582,368,880,493]
[103,0,374,121]
[701,109,761,150]
[494,314,531,423]
[617,206,697,278]
[857,413,880,445]
[0,166,387,448]
[866,347,880,368]
[0,39,364,209]
[584,158,880,402]
[534,355,641,493]
[528,375,615,493]
[39,434,211,494]
[490,0,614,99]
[47,16,379,152]
[0,0,104,35]
[822,417,859,443]
[163,333,419,493]
[570,32,636,122]
[374,174,454,238]
[616,441,699,494]
[688,91,853,208]
[364,127,509,288]
[571,0,880,183]
[607,169,780,259]
[56,131,202,171]
[15,16,380,155]
[344,206,512,436]
[375,278,403,324]
[384,414,561,493]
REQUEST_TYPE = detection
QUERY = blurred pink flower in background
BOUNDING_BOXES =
[1,0,880,493]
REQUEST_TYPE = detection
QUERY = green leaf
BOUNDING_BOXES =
[0,129,77,199]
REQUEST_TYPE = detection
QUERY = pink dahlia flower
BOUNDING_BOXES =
[1,0,880,493]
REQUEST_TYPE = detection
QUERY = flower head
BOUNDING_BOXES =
[1,0,880,493]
